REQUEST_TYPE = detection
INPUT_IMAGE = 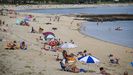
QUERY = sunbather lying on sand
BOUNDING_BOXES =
[108,54,119,64]
[60,59,87,73]
[71,65,87,73]
[99,67,111,75]
[5,41,19,50]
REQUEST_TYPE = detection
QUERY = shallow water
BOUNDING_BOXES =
[17,5,133,14]
[80,21,133,48]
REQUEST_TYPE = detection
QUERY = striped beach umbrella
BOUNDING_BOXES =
[78,55,100,64]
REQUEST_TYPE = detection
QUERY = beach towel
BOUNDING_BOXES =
[16,18,21,25]
[80,69,87,73]
[67,57,76,62]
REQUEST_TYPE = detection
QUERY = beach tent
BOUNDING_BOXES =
[78,55,100,64]
[60,42,77,49]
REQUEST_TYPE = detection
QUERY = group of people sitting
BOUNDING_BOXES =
[20,20,30,26]
[77,50,92,57]
[60,50,87,73]
[0,9,17,16]
[5,40,27,50]
[58,50,124,75]
[108,54,119,64]
[60,59,87,73]
[41,38,64,52]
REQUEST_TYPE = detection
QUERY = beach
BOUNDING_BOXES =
[0,4,133,75]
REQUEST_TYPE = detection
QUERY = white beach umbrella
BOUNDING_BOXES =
[46,34,55,39]
[60,43,77,49]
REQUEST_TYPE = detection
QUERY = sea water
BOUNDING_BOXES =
[17,5,133,14]
[80,21,133,48]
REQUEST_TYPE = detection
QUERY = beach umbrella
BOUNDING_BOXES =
[60,43,77,49]
[48,39,58,46]
[46,34,55,39]
[78,55,100,64]
[45,34,55,41]
[130,62,133,67]
[42,32,55,36]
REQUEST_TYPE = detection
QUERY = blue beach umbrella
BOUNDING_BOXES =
[78,55,100,64]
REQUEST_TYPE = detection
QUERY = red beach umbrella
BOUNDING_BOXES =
[48,39,58,46]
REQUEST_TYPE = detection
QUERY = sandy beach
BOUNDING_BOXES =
[0,4,133,75]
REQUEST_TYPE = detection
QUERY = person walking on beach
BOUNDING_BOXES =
[97,20,99,26]
[57,16,60,22]
[31,27,36,33]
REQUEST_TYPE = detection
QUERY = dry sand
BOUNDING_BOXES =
[0,4,133,75]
